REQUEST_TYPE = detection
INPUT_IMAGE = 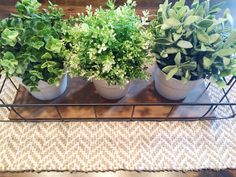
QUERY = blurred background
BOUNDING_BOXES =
[0,0,235,22]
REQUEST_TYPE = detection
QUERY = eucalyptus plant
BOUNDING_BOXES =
[150,0,236,86]
[0,0,70,90]
[66,0,152,86]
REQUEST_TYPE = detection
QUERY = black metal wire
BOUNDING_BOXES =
[9,78,19,91]
[4,115,236,123]
[223,88,236,116]
[1,102,236,107]
[55,106,63,121]
[130,106,135,120]
[11,107,26,121]
[211,79,236,114]
[0,76,235,122]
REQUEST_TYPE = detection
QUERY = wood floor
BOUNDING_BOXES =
[0,171,236,177]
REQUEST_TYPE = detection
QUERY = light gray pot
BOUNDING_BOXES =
[154,65,203,100]
[93,79,129,100]
[15,74,68,100]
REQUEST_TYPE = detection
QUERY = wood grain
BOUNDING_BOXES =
[9,77,213,120]
[0,171,236,177]
[9,78,173,120]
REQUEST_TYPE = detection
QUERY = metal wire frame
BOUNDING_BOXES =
[0,76,235,122]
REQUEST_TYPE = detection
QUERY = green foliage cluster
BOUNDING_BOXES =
[66,0,152,86]
[150,0,236,86]
[0,0,70,90]
[1,0,236,91]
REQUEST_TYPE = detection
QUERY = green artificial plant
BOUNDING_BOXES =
[0,0,71,90]
[66,0,152,86]
[150,0,236,86]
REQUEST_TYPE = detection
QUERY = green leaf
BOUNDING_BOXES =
[223,57,231,66]
[203,57,213,69]
[185,70,191,80]
[181,61,197,70]
[2,28,19,41]
[224,9,234,26]
[200,43,206,51]
[196,29,209,44]
[207,18,227,33]
[162,65,176,73]
[30,76,37,82]
[184,16,200,26]
[155,38,173,45]
[32,41,44,50]
[215,48,236,57]
[29,70,43,79]
[224,30,236,48]
[176,26,183,34]
[29,56,37,62]
[191,0,199,9]
[168,9,177,19]
[185,30,193,38]
[177,6,188,20]
[174,52,181,66]
[41,52,52,60]
[173,0,185,8]
[166,67,178,80]
[220,70,232,77]
[177,40,193,49]
[216,79,226,88]
[2,51,15,61]
[41,61,58,69]
[0,52,18,75]
[209,33,220,44]
[210,1,225,12]
[165,18,181,27]
[197,19,213,28]
[1,28,19,47]
[201,0,210,14]
[195,4,204,16]
[45,37,62,53]
[160,50,168,58]
[173,33,182,41]
[209,7,221,15]
[165,47,179,54]
[161,24,171,30]
[41,62,48,69]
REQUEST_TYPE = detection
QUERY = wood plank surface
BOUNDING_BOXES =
[9,79,171,120]
[9,78,213,120]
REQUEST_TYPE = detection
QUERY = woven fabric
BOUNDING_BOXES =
[0,79,235,172]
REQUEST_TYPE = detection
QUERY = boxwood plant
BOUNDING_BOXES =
[0,0,70,90]
[66,0,152,86]
[150,0,236,86]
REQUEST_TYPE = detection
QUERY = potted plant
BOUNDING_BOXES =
[150,0,236,100]
[66,0,152,99]
[0,0,71,100]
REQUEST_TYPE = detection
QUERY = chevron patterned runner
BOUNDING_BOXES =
[0,79,235,172]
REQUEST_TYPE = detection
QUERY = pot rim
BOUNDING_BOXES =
[15,73,68,86]
[156,63,204,83]
[92,79,130,88]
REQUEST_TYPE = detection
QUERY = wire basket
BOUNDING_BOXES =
[0,76,235,122]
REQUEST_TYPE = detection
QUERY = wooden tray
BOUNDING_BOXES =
[9,78,213,120]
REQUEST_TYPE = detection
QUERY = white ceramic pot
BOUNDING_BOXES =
[15,74,68,100]
[154,65,203,100]
[93,79,129,100]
